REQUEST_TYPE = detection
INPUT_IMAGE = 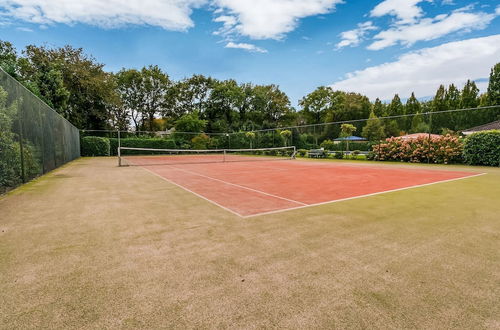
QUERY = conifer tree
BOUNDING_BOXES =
[362,110,385,142]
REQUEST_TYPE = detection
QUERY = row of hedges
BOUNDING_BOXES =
[81,131,499,167]
[81,136,178,156]
[463,130,500,166]
[108,138,177,156]
[81,136,110,156]
[370,130,499,166]
[371,134,463,164]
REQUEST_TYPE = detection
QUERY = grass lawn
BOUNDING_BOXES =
[1,157,499,329]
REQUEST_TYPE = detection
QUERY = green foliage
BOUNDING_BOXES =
[333,151,344,159]
[108,138,177,156]
[0,87,22,190]
[191,134,211,150]
[81,136,110,156]
[463,130,500,166]
[362,111,385,142]
[487,63,500,106]
[320,139,335,150]
[175,111,206,134]
[297,149,308,157]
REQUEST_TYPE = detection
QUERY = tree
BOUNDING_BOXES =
[245,131,256,149]
[174,111,207,142]
[191,134,210,149]
[340,123,356,151]
[362,110,385,142]
[115,69,144,131]
[405,92,421,131]
[372,98,386,117]
[172,74,213,118]
[140,65,171,131]
[0,40,18,77]
[388,94,406,131]
[279,130,292,147]
[19,45,118,129]
[299,86,335,124]
[431,85,448,133]
[487,62,500,106]
[445,84,460,129]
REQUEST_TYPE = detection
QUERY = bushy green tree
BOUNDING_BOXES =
[487,63,500,106]
[362,110,385,142]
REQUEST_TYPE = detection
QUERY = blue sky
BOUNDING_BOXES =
[1,0,499,105]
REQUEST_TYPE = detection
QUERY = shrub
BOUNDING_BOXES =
[463,130,500,166]
[350,150,360,159]
[333,151,344,159]
[372,134,463,164]
[191,134,210,150]
[108,138,177,156]
[81,136,110,156]
[320,139,335,150]
[297,149,308,157]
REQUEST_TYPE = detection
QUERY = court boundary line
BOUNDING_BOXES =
[169,165,307,206]
[242,173,486,218]
[138,166,245,217]
[132,163,485,218]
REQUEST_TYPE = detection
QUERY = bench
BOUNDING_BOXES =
[308,149,325,158]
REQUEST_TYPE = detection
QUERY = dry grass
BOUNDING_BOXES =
[1,157,499,329]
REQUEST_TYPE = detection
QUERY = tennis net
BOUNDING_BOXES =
[118,146,296,166]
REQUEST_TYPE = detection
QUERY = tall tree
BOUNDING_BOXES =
[405,92,421,131]
[431,85,447,133]
[0,40,18,77]
[445,84,460,130]
[140,65,171,131]
[487,62,500,106]
[299,86,335,124]
[362,110,385,142]
[372,98,386,117]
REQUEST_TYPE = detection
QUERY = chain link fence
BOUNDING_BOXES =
[0,68,80,194]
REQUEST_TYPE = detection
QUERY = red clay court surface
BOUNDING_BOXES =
[123,156,481,217]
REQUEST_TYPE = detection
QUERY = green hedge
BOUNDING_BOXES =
[109,138,178,156]
[463,130,500,166]
[81,136,110,156]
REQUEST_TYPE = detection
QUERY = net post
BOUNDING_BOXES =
[292,146,297,159]
[223,149,226,162]
[117,130,121,167]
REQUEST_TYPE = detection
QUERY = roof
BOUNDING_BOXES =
[333,136,366,141]
[396,133,441,139]
[462,120,500,135]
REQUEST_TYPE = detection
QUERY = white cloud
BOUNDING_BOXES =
[370,0,429,24]
[225,41,267,53]
[0,0,206,30]
[368,8,497,50]
[336,21,376,49]
[15,26,33,32]
[0,0,345,43]
[213,0,343,40]
[330,35,500,100]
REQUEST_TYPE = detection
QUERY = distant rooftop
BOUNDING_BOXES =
[462,120,500,135]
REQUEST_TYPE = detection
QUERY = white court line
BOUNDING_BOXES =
[168,165,307,206]
[138,166,245,217]
[242,173,486,218]
[132,162,485,218]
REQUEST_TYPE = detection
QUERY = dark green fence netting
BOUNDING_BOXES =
[0,68,80,194]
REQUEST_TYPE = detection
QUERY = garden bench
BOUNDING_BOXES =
[308,149,325,158]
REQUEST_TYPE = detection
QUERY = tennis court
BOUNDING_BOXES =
[119,148,480,217]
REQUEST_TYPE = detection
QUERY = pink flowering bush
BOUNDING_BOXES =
[372,134,463,164]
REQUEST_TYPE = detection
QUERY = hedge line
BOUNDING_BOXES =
[81,136,110,156]
[463,130,500,166]
[109,138,177,156]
